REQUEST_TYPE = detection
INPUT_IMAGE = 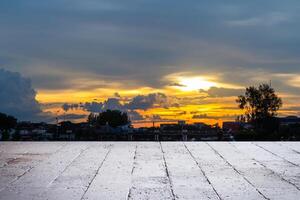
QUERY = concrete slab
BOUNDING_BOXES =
[0,142,299,200]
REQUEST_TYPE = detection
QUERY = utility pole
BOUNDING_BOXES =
[56,110,59,140]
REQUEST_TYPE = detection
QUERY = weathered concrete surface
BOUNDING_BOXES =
[0,142,299,200]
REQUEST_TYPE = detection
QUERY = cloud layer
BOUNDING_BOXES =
[0,0,299,93]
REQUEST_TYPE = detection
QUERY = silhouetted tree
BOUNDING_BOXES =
[236,84,282,132]
[12,130,21,141]
[0,112,17,141]
[60,121,74,128]
[87,113,97,126]
[88,110,130,128]
[0,112,17,130]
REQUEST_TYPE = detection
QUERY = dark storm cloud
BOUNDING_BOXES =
[0,69,51,121]
[0,0,300,92]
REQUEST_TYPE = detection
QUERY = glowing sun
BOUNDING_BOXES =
[178,77,216,91]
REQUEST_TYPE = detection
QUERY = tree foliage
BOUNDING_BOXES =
[87,113,97,126]
[88,110,130,127]
[236,84,282,128]
[0,112,17,141]
[0,112,17,131]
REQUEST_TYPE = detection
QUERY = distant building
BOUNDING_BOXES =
[160,121,188,130]
[160,123,178,131]
[222,122,242,133]
[193,122,206,129]
[19,129,32,140]
[59,129,75,140]
[0,129,15,140]
[279,116,300,126]
[32,128,46,135]
[178,120,186,126]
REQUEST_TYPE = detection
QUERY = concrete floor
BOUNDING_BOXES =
[0,142,299,200]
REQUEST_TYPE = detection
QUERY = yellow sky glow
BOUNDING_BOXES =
[35,72,297,127]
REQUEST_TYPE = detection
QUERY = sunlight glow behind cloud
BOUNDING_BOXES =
[178,77,216,91]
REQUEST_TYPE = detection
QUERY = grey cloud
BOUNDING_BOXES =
[61,92,172,120]
[143,114,162,120]
[128,110,144,121]
[227,12,290,27]
[192,114,219,120]
[62,102,103,113]
[125,93,169,110]
[171,103,180,107]
[152,115,162,120]
[200,87,244,97]
[82,102,103,113]
[0,68,49,121]
[178,111,187,115]
[40,102,63,110]
[62,103,79,112]
[59,114,87,121]
[218,106,239,110]
[103,98,124,110]
[168,82,186,87]
[216,70,300,97]
[282,106,300,112]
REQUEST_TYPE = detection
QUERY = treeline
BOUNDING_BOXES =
[87,110,130,127]
[0,113,17,140]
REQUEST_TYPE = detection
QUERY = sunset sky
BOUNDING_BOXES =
[1,0,300,127]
